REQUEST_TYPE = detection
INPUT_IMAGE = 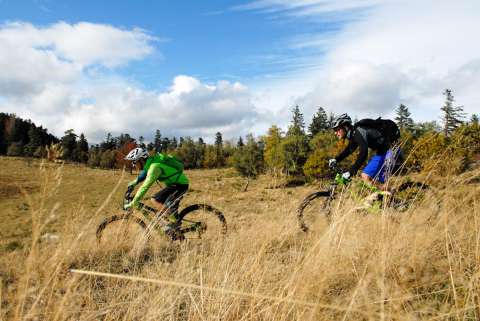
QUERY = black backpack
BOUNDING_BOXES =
[354,118,401,145]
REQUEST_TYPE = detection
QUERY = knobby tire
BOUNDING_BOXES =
[297,191,332,232]
[177,204,227,236]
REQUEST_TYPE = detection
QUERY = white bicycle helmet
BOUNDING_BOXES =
[124,147,149,161]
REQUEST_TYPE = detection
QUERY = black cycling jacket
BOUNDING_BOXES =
[335,126,389,174]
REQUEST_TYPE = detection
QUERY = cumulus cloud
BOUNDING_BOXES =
[0,21,154,98]
[58,75,258,142]
[0,21,259,143]
[247,0,480,123]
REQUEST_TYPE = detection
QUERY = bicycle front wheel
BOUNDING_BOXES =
[177,204,227,240]
[96,214,151,251]
[297,191,333,232]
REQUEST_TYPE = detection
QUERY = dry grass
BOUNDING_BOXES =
[0,156,479,320]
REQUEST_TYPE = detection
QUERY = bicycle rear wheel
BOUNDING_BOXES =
[391,181,441,220]
[177,204,227,240]
[297,191,333,232]
[96,214,151,250]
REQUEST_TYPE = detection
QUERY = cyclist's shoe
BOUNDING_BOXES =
[363,192,381,207]
[163,224,184,241]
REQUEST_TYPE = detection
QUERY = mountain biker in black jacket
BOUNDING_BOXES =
[328,113,399,190]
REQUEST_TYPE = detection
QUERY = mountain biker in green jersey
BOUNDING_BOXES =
[123,147,189,231]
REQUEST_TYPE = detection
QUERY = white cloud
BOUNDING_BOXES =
[0,21,259,143]
[245,0,480,123]
[0,21,155,67]
[234,0,382,15]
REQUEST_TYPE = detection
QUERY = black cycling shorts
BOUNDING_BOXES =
[152,184,189,211]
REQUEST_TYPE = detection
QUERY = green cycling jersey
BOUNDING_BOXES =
[128,154,189,208]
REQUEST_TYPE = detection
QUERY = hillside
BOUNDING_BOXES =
[0,156,479,320]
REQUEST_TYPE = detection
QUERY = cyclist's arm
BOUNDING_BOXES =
[128,169,147,187]
[335,139,358,163]
[349,131,368,174]
[131,164,162,206]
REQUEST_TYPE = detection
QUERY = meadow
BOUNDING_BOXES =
[0,156,479,320]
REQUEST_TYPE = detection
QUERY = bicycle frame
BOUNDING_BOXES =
[123,192,204,236]
[327,170,390,212]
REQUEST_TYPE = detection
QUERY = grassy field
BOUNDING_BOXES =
[0,156,479,320]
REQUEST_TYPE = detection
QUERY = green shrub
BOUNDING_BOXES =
[303,132,352,179]
[405,123,480,175]
[6,142,24,156]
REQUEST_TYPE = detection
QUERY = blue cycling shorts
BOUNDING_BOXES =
[362,149,398,183]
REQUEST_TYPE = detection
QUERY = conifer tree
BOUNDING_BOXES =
[160,137,170,152]
[441,89,465,137]
[470,114,479,125]
[100,132,115,151]
[237,136,244,148]
[308,106,329,137]
[195,137,206,168]
[395,104,414,131]
[283,105,309,176]
[154,129,162,152]
[287,105,306,136]
[61,129,77,161]
[175,137,197,168]
[138,136,146,148]
[170,137,178,149]
[327,112,336,129]
[214,132,224,167]
[25,126,43,156]
[75,133,89,163]
[232,134,264,191]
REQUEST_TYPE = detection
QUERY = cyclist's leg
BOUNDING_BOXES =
[151,184,189,221]
[150,185,178,219]
[361,153,387,189]
[360,154,390,207]
[165,184,189,220]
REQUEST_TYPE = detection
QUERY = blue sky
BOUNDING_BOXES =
[0,0,337,87]
[0,0,479,142]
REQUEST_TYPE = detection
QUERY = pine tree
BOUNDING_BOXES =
[154,129,162,152]
[232,134,264,191]
[284,106,309,176]
[146,142,155,152]
[308,106,328,137]
[61,129,78,161]
[100,132,115,151]
[214,132,224,167]
[170,137,178,149]
[25,126,43,156]
[75,133,89,163]
[195,137,206,168]
[327,112,336,129]
[395,104,414,131]
[471,114,479,125]
[117,133,134,148]
[287,105,306,136]
[176,137,197,169]
[161,137,170,152]
[441,89,465,137]
[138,136,146,148]
[237,136,244,148]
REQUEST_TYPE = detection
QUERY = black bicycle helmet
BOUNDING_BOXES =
[331,113,352,129]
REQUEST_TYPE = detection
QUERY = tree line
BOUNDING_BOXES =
[1,88,478,180]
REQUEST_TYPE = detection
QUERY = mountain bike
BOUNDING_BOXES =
[296,168,439,232]
[96,190,227,245]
